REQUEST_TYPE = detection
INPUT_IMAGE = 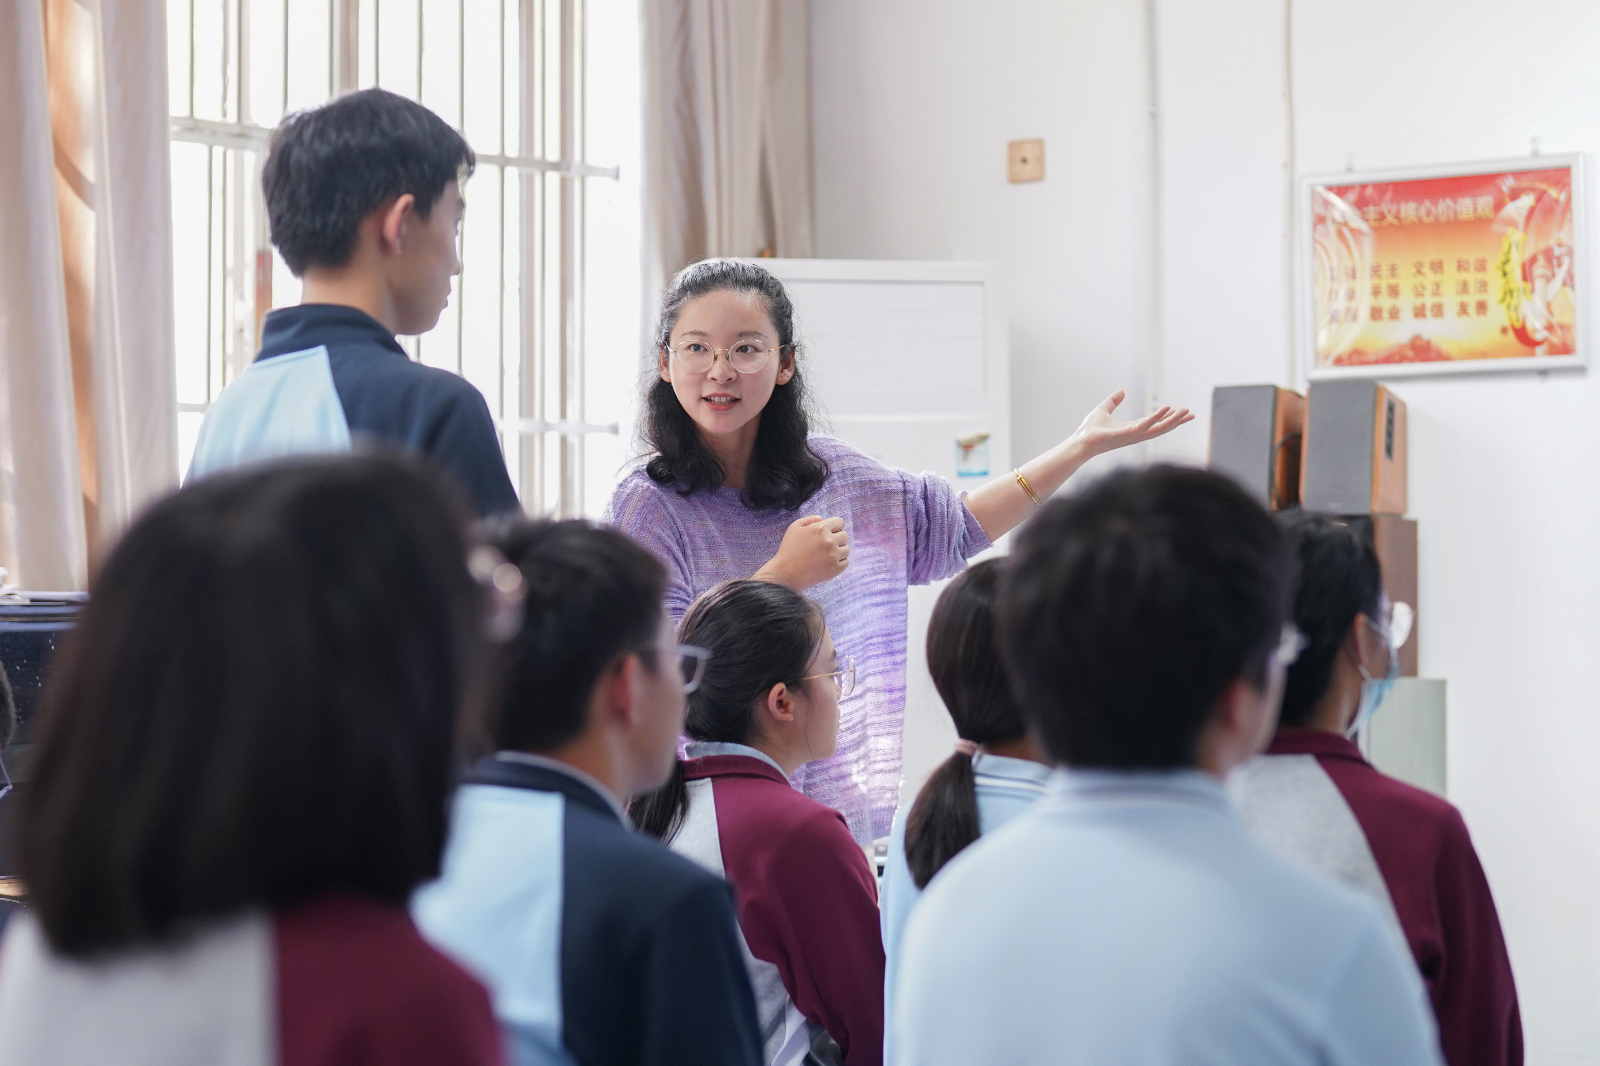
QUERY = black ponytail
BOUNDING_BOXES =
[629,579,824,841]
[904,750,979,889]
[903,560,1026,888]
[630,759,690,841]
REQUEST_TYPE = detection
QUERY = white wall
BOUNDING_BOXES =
[1288,5,1600,1061]
[813,0,1600,1060]
[811,0,1156,467]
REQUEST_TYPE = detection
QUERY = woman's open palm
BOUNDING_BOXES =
[1074,390,1194,456]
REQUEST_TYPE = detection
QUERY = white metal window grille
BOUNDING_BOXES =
[167,0,640,517]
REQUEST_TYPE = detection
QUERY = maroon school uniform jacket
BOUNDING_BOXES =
[1230,730,1522,1066]
[0,892,502,1066]
[669,748,885,1066]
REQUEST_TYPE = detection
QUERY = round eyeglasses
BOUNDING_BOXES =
[802,655,857,700]
[667,339,786,376]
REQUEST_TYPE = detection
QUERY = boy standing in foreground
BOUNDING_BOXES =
[189,89,518,517]
[894,466,1443,1066]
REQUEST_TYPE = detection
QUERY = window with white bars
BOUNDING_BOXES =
[167,0,641,518]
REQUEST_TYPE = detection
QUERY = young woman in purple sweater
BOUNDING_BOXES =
[605,259,1192,841]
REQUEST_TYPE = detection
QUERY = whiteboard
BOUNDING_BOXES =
[753,259,1011,819]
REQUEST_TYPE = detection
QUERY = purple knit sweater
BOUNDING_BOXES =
[604,435,991,842]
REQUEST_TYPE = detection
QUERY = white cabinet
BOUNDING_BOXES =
[754,259,1010,813]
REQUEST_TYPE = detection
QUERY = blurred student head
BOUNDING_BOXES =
[17,453,487,957]
[999,465,1295,777]
[263,88,473,335]
[486,518,685,798]
[904,560,1027,888]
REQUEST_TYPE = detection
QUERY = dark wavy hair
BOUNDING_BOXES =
[643,260,829,511]
[1276,513,1383,729]
[630,580,823,841]
[903,561,1027,888]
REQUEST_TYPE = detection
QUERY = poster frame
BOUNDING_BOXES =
[1297,154,1587,381]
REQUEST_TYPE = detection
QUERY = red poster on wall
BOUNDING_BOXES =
[1303,158,1584,377]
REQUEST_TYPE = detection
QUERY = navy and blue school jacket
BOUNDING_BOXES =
[188,304,519,516]
[414,753,764,1066]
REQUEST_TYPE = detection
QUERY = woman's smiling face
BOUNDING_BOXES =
[659,289,795,442]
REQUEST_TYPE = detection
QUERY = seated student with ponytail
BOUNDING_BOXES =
[632,580,884,1066]
[1229,513,1522,1066]
[877,560,1050,1064]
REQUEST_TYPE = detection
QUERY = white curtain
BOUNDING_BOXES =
[0,0,177,591]
[642,0,816,293]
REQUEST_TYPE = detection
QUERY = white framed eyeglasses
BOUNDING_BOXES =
[803,655,857,699]
[643,641,711,694]
[667,339,787,375]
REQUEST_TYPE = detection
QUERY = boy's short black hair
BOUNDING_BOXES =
[1277,513,1383,728]
[487,519,666,754]
[16,454,485,957]
[999,465,1294,770]
[263,88,475,276]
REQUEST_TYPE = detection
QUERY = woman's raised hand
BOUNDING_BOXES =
[753,516,850,591]
[1072,390,1194,456]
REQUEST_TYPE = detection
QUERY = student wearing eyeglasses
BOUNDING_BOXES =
[1229,513,1522,1066]
[632,580,883,1066]
[606,258,1192,845]
[415,519,762,1066]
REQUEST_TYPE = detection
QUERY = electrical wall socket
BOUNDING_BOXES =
[1008,139,1044,183]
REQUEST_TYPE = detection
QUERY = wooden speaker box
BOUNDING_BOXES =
[1302,381,1407,515]
[1209,385,1306,511]
[1335,513,1418,677]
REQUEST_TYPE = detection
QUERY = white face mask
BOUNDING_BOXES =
[1346,600,1413,738]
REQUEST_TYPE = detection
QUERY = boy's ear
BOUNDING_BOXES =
[608,653,644,729]
[377,193,417,258]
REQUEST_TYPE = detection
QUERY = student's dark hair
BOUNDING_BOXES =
[903,561,1024,888]
[263,88,475,276]
[998,465,1293,770]
[486,518,667,754]
[631,580,823,841]
[1277,512,1383,728]
[16,454,486,957]
[643,260,829,511]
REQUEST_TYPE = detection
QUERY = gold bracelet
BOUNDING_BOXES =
[1014,468,1042,506]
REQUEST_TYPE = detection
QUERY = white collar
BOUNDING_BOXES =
[971,752,1052,789]
[1047,766,1233,819]
[493,751,631,824]
[683,740,792,781]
